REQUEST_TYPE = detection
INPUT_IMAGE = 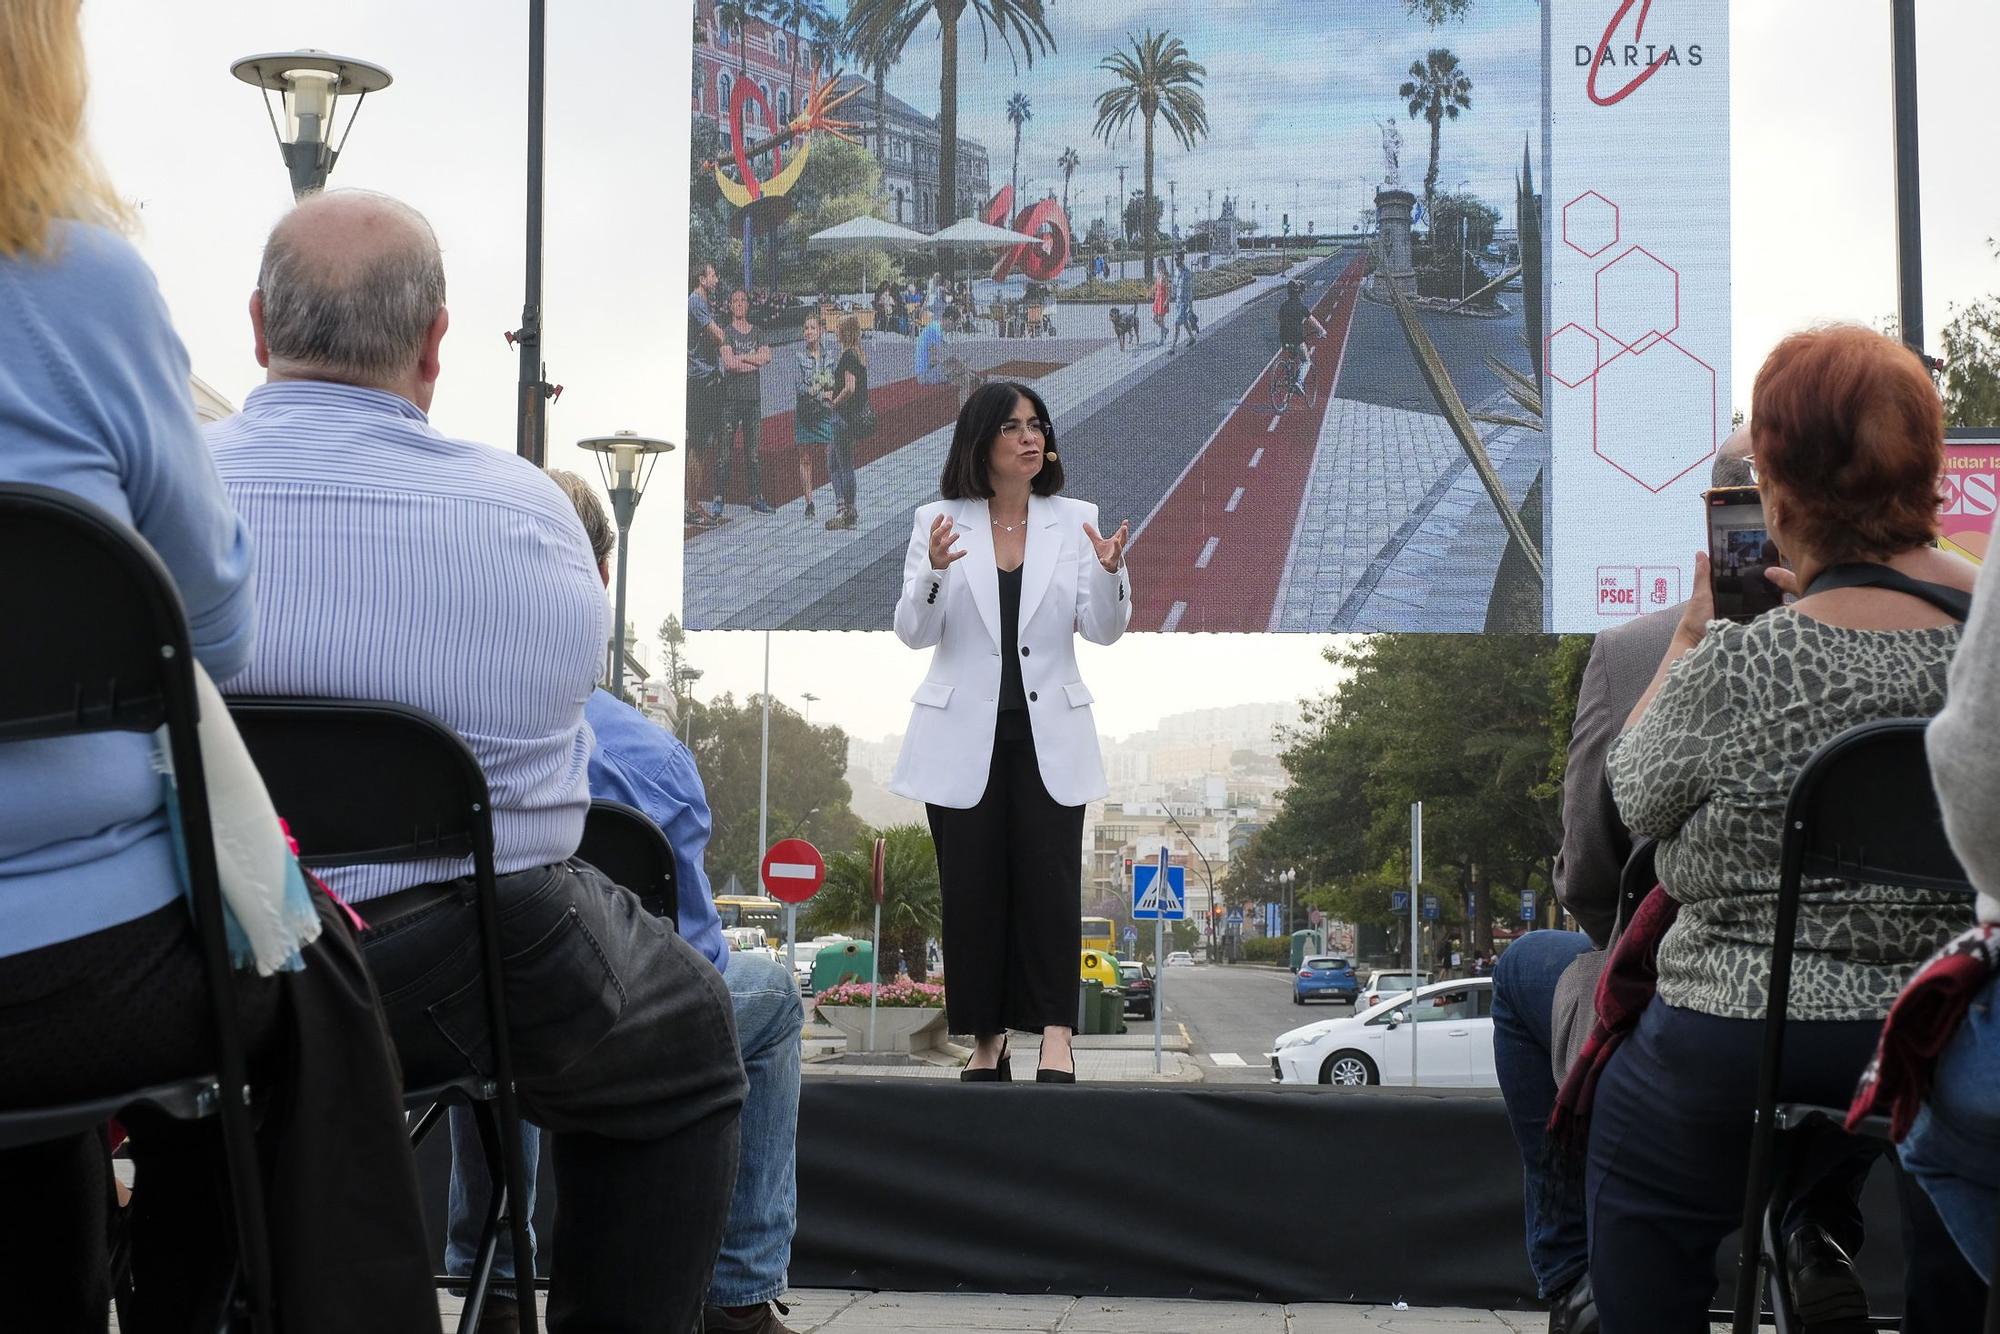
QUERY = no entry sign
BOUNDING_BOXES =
[760,838,825,904]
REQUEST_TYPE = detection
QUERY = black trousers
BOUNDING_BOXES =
[926,716,1085,1036]
[1587,999,1987,1333]
[360,858,746,1334]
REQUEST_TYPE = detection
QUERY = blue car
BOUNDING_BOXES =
[1294,955,1360,1006]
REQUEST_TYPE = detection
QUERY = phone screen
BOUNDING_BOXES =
[1706,486,1784,622]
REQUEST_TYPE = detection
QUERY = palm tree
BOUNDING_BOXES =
[801,824,943,981]
[715,0,761,85]
[1056,145,1081,220]
[769,0,823,109]
[1093,29,1208,278]
[843,0,1055,249]
[1005,91,1033,204]
[1398,48,1473,220]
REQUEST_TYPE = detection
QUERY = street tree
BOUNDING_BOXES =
[1939,296,2000,429]
[803,823,943,981]
[1006,91,1033,203]
[1407,0,1475,23]
[1057,144,1081,219]
[843,0,1055,256]
[688,691,864,892]
[1093,29,1209,279]
[1398,48,1474,221]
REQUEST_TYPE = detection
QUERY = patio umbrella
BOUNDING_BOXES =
[805,216,927,302]
[928,216,1040,247]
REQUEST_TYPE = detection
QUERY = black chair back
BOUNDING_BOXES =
[226,696,540,1334]
[1732,719,1979,1332]
[0,483,272,1328]
[577,799,680,927]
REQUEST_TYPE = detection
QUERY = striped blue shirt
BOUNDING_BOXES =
[210,382,607,901]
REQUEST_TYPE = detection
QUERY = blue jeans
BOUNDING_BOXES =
[825,425,857,512]
[1490,929,1594,1298]
[1900,973,1998,1282]
[447,950,802,1306]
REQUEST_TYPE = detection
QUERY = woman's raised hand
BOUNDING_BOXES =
[1084,519,1129,573]
[928,513,966,571]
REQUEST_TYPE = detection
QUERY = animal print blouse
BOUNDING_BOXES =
[1607,609,1965,1022]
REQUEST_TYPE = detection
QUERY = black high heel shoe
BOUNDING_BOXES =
[1035,1043,1075,1084]
[960,1036,1012,1082]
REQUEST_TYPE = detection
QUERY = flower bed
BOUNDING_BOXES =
[816,978,945,1009]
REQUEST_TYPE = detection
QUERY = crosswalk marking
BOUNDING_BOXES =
[1207,1053,1248,1068]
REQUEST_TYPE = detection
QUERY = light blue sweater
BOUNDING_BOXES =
[0,224,256,957]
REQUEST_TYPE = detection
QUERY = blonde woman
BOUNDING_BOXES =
[0,4,431,1328]
[825,314,869,529]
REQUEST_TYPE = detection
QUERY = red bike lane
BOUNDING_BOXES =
[1127,254,1367,631]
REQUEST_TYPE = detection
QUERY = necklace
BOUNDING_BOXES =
[991,517,1026,533]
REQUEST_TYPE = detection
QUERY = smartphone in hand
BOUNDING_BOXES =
[1706,485,1785,622]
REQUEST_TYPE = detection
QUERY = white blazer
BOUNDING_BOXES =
[889,493,1132,809]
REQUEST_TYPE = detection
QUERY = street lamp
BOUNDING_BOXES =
[231,50,393,199]
[801,691,820,723]
[674,667,704,745]
[577,431,676,698]
[1277,867,1296,937]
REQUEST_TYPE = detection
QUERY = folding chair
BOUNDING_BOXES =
[1730,718,1988,1333]
[0,482,272,1332]
[226,697,540,1334]
[577,798,680,928]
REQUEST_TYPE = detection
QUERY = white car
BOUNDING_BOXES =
[1267,977,1497,1088]
[1165,951,1196,967]
[1357,968,1432,1011]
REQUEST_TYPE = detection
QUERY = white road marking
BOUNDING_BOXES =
[1161,600,1188,631]
[1208,1053,1249,1068]
[1265,413,1282,433]
[1194,537,1220,569]
[1224,486,1245,513]
[1248,447,1264,469]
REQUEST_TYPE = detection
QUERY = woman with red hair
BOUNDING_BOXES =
[1583,325,1984,1330]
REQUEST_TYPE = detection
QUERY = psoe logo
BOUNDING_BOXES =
[1575,0,1707,107]
[1940,471,1998,518]
[1597,567,1640,616]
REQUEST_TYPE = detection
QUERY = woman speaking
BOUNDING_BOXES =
[890,382,1131,1083]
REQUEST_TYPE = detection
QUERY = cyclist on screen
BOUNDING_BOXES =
[1277,277,1327,395]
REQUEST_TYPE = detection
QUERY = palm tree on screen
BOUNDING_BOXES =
[843,0,1056,252]
[1399,48,1474,221]
[1093,30,1208,278]
[1056,144,1081,219]
[1006,91,1033,203]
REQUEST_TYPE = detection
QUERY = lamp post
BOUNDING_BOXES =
[231,50,393,199]
[577,431,676,698]
[1277,867,1296,938]
[801,691,820,723]
[675,667,704,745]
[1116,164,1129,280]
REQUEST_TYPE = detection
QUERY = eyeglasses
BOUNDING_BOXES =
[998,419,1051,440]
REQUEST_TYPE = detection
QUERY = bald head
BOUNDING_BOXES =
[253,189,447,395]
[1711,425,1754,488]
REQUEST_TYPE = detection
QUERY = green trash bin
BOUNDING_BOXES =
[1099,987,1127,1036]
[1079,978,1105,1034]
[809,940,874,996]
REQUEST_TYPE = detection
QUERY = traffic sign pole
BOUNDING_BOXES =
[760,837,827,990]
[1410,802,1422,1086]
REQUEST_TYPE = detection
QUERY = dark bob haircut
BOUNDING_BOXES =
[938,381,1066,500]
[1751,323,1942,563]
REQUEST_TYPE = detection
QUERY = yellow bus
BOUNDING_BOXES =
[1080,916,1116,955]
[715,895,785,948]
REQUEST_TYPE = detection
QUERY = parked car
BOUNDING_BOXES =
[1357,968,1432,1011]
[1165,951,1196,967]
[1267,978,1497,1087]
[1293,955,1359,1006]
[1118,960,1156,1019]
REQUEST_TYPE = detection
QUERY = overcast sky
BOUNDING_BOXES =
[83,1,2000,743]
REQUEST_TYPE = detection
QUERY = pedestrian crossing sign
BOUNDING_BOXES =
[1133,863,1187,920]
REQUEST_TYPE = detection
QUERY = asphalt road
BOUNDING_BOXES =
[1158,961,1356,1085]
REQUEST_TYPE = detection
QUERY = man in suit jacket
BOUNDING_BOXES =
[1491,432,1752,1333]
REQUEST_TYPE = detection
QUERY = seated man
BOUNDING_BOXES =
[210,189,746,1334]
[1490,438,1749,1333]
[912,303,947,385]
[442,473,805,1334]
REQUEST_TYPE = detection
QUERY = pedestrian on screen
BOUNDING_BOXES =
[889,383,1132,1083]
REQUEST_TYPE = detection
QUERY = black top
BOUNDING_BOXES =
[836,348,868,415]
[997,564,1028,717]
[1277,295,1308,345]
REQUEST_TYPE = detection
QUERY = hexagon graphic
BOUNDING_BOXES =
[1595,245,1679,352]
[1562,190,1619,258]
[1546,322,1601,389]
[1591,337,1717,492]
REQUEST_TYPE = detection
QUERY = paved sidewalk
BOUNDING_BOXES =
[420,1290,1549,1332]
[683,269,1306,631]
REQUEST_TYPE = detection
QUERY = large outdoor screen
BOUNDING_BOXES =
[681,0,1732,632]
